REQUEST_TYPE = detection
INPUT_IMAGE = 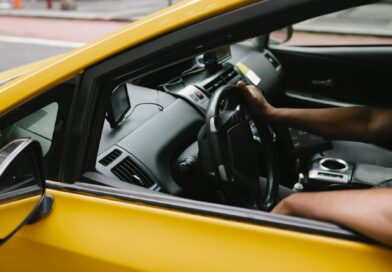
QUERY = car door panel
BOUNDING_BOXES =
[270,45,392,108]
[0,188,391,272]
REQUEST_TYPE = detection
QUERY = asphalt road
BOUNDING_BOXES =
[0,40,74,72]
[1,12,391,73]
[0,17,126,73]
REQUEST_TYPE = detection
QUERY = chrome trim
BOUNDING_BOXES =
[209,117,218,132]
[319,158,349,172]
[218,165,228,181]
[0,138,33,176]
[308,170,350,184]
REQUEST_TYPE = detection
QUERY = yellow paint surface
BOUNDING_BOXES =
[0,189,391,271]
[0,195,40,238]
[0,54,66,86]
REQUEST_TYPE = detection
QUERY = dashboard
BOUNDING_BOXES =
[95,42,284,195]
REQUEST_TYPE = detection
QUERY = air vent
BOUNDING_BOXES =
[111,156,155,188]
[204,77,224,94]
[99,149,122,166]
[203,68,239,94]
[221,68,238,83]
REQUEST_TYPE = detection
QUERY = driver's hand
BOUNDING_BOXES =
[236,81,275,120]
[271,196,294,215]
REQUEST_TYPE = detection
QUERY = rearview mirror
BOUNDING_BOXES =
[0,139,45,245]
[269,26,294,45]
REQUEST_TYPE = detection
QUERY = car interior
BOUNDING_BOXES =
[1,1,391,239]
[92,12,392,213]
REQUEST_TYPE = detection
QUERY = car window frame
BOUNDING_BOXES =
[0,79,77,181]
[64,0,378,244]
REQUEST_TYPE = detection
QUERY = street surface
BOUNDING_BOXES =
[0,16,127,72]
[0,16,126,42]
[0,0,177,20]
[0,38,73,71]
[0,1,391,72]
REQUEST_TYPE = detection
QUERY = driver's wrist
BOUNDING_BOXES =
[263,106,278,121]
[272,196,294,215]
[277,194,298,215]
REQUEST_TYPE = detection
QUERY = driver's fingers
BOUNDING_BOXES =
[236,80,247,88]
[236,81,251,96]
[237,81,254,100]
[237,81,258,93]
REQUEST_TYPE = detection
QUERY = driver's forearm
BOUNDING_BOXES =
[276,189,392,246]
[268,106,392,142]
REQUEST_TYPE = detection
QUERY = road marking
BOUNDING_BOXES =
[0,35,84,48]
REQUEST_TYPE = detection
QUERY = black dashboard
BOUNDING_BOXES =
[95,42,284,195]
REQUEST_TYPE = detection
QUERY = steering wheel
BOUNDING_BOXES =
[200,85,280,211]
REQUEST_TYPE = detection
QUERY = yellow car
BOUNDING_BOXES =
[1,0,392,271]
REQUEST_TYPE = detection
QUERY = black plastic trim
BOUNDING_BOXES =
[26,194,54,225]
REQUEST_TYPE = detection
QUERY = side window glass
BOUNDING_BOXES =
[270,2,392,46]
[0,103,58,156]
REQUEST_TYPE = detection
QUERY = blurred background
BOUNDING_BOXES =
[0,0,391,72]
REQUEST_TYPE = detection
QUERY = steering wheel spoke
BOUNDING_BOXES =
[215,109,246,131]
[201,85,280,211]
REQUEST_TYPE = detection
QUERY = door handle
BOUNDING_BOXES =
[311,79,336,88]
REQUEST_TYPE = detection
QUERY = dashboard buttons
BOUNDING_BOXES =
[196,91,204,99]
[177,85,209,111]
[190,93,199,102]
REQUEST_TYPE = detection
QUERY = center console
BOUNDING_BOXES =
[307,156,392,189]
[308,157,354,184]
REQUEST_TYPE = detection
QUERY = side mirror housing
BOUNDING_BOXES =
[0,139,46,245]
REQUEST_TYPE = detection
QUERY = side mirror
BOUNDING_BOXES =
[269,26,294,45]
[0,139,45,245]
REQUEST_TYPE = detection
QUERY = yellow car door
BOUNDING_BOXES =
[1,180,392,271]
[1,0,392,271]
